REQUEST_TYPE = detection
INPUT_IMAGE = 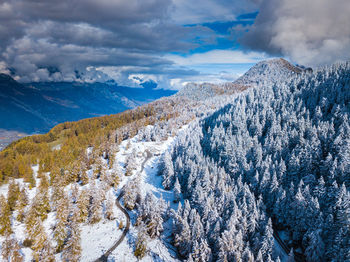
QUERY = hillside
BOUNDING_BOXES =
[0,75,175,135]
[234,58,312,87]
[0,59,349,262]
[162,60,350,261]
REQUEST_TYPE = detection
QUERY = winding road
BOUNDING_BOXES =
[273,230,305,262]
[94,150,153,262]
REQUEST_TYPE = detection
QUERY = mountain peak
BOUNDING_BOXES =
[234,58,312,87]
[0,73,16,83]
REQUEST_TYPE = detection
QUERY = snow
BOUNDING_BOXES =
[0,165,42,261]
[80,125,188,262]
[273,237,288,262]
[0,120,290,262]
[0,123,185,261]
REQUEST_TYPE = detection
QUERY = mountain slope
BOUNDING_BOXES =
[0,75,176,134]
[234,58,312,87]
[0,59,348,262]
[0,74,55,132]
[162,60,350,261]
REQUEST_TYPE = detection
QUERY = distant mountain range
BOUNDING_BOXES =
[0,74,176,134]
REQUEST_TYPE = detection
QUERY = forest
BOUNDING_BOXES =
[161,61,350,261]
[0,59,349,261]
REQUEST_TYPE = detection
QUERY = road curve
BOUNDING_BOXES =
[273,230,305,262]
[94,192,131,262]
[94,150,153,262]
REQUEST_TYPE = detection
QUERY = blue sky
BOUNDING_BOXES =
[0,0,349,89]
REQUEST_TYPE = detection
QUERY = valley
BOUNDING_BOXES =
[0,76,176,149]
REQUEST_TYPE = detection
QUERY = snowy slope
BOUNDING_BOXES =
[234,58,310,87]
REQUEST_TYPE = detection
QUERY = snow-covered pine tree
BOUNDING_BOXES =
[0,195,12,236]
[191,238,212,262]
[11,237,24,262]
[173,177,181,203]
[54,193,69,252]
[134,222,148,259]
[1,235,23,261]
[7,179,20,211]
[31,217,55,261]
[71,182,79,204]
[123,178,140,210]
[303,229,325,262]
[125,150,137,176]
[105,192,115,220]
[89,181,102,224]
[161,151,175,189]
[77,189,89,223]
[16,186,29,222]
[62,208,82,262]
[1,235,13,261]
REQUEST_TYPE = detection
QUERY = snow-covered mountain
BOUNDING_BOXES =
[234,58,312,87]
[0,59,349,262]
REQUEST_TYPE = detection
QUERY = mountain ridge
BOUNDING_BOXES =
[0,75,176,134]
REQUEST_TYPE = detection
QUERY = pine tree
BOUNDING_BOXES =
[125,151,136,176]
[71,183,79,204]
[304,229,325,262]
[147,210,163,238]
[174,218,192,258]
[24,205,37,246]
[54,194,69,252]
[11,238,24,262]
[2,236,24,262]
[39,174,49,192]
[89,181,102,224]
[26,168,36,189]
[191,238,212,262]
[134,223,148,259]
[161,151,175,190]
[123,179,140,210]
[105,193,115,220]
[77,189,89,223]
[1,235,13,261]
[0,195,12,235]
[54,216,67,253]
[32,189,51,221]
[111,170,120,189]
[7,179,20,211]
[32,217,55,262]
[51,176,64,211]
[80,167,89,185]
[173,177,181,203]
[16,187,29,222]
[62,209,81,262]
[119,220,124,229]
[260,218,274,259]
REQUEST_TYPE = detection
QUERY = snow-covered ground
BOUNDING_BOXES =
[81,125,188,262]
[0,124,188,262]
[0,165,51,261]
[0,122,291,262]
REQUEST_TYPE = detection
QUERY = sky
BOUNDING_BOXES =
[0,0,349,89]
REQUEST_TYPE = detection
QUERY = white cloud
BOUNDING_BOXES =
[166,49,267,65]
[242,0,350,66]
[160,50,266,89]
[0,61,10,75]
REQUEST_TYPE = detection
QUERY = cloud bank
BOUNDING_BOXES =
[0,0,259,87]
[241,0,350,66]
